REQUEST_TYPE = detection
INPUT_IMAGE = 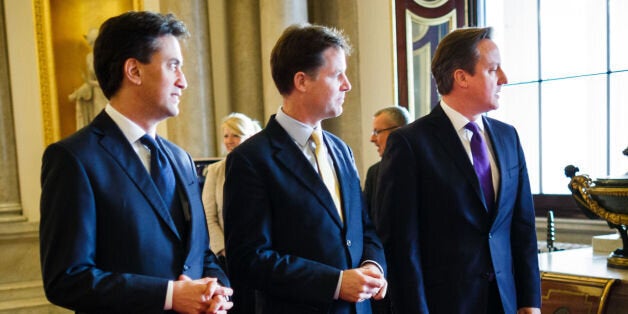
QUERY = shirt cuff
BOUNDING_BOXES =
[361,260,384,275]
[164,280,174,310]
[333,270,343,300]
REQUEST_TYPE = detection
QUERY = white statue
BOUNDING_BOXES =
[69,28,107,129]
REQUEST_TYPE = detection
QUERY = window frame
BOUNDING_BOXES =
[479,0,625,219]
[393,0,624,219]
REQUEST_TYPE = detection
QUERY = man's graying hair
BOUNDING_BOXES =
[374,106,410,127]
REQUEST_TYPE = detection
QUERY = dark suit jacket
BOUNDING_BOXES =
[376,105,540,313]
[363,161,380,226]
[223,116,386,314]
[39,112,229,313]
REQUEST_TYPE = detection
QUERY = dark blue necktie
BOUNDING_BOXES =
[140,135,186,236]
[465,122,495,212]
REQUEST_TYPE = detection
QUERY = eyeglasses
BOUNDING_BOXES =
[371,126,399,136]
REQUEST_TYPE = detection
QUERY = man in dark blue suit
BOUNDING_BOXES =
[39,11,232,313]
[363,106,410,314]
[223,24,387,314]
[376,27,541,314]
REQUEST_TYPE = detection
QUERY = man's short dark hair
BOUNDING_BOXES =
[94,11,189,99]
[431,27,492,95]
[270,23,351,96]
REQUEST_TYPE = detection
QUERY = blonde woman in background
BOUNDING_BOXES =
[202,112,261,258]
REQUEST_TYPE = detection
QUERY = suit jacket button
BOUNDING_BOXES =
[346,240,352,247]
[488,233,492,239]
[183,264,190,271]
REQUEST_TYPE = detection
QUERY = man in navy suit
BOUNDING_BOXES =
[376,27,541,313]
[363,106,410,314]
[223,24,387,314]
[39,11,232,313]
[364,106,411,228]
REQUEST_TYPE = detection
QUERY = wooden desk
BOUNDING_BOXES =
[539,248,628,313]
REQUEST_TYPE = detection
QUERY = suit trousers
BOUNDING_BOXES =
[486,280,504,314]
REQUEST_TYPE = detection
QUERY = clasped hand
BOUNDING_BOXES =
[339,264,387,303]
[173,274,234,314]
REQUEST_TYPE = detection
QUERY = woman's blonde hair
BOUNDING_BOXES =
[222,112,262,140]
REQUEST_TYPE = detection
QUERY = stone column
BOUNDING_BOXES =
[225,0,264,123]
[310,0,364,172]
[159,0,216,157]
[0,2,23,222]
[259,0,308,119]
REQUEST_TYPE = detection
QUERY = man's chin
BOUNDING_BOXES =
[334,107,344,117]
[168,105,180,117]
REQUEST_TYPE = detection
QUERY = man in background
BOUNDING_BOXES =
[223,24,387,314]
[363,106,410,226]
[376,27,541,313]
[40,11,232,313]
[363,106,409,314]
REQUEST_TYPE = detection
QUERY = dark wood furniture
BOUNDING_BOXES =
[539,248,628,313]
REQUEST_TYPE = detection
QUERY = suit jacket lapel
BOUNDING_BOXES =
[91,113,182,239]
[482,117,504,218]
[267,119,344,228]
[325,134,351,226]
[159,138,193,227]
[429,105,488,213]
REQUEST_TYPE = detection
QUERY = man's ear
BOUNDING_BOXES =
[124,58,142,85]
[453,69,468,88]
[293,71,308,93]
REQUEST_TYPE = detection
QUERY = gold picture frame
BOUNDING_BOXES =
[34,0,142,145]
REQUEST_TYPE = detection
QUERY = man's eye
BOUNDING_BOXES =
[169,62,181,71]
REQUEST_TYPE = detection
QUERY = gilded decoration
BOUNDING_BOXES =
[540,271,616,313]
[566,157,628,269]
[34,0,142,145]
[569,174,628,226]
[413,0,450,9]
[405,9,455,117]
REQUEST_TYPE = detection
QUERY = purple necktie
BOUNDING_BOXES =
[465,122,495,212]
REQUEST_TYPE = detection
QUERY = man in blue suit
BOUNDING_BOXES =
[376,27,541,313]
[223,24,387,314]
[39,11,232,313]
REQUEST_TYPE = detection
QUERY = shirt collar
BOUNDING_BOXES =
[275,106,321,147]
[104,104,152,143]
[440,100,486,133]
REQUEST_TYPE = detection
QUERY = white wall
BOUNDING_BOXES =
[356,0,397,176]
[4,1,45,222]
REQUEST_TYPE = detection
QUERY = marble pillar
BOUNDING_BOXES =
[226,0,265,123]
[159,0,216,157]
[259,0,308,119]
[310,0,364,172]
[0,1,23,222]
